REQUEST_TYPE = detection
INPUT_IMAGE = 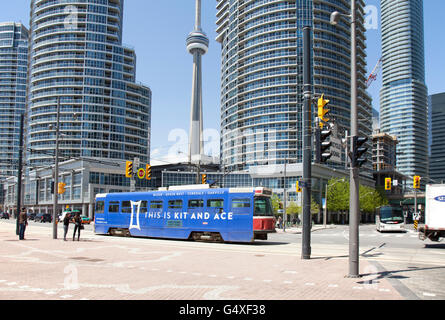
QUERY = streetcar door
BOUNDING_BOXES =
[230,197,253,231]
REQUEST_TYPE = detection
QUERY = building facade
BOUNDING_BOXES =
[372,129,397,172]
[380,0,428,181]
[27,0,151,167]
[215,0,372,173]
[429,93,445,183]
[0,22,28,178]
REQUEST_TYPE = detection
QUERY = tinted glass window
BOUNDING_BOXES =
[140,200,148,213]
[121,201,131,213]
[254,197,274,216]
[168,200,183,209]
[108,201,119,213]
[188,199,204,208]
[95,201,104,214]
[232,198,251,208]
[150,201,163,209]
[207,199,224,208]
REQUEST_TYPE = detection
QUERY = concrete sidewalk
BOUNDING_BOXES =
[0,222,405,300]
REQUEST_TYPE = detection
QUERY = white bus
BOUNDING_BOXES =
[376,206,405,232]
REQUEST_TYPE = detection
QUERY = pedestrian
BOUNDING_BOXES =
[72,212,82,241]
[63,212,71,241]
[18,207,28,240]
[277,216,283,229]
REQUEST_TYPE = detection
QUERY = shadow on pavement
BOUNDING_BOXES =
[424,243,445,249]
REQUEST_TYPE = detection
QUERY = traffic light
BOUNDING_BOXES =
[413,176,421,189]
[201,174,207,184]
[350,136,368,168]
[317,94,330,129]
[385,178,392,191]
[58,182,66,195]
[296,181,302,193]
[125,161,133,178]
[146,164,152,180]
[315,125,332,163]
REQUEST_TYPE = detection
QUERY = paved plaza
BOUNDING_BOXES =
[0,222,407,301]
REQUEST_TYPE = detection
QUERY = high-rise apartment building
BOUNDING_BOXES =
[380,0,428,180]
[27,0,151,167]
[216,0,372,172]
[0,22,28,177]
[429,93,445,183]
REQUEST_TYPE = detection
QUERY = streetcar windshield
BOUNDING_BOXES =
[254,197,274,216]
[380,207,404,222]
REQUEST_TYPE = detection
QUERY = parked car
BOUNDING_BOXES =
[81,215,91,224]
[1,212,9,220]
[35,213,52,223]
[27,212,36,221]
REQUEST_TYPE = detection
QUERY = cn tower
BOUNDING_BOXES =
[186,0,209,162]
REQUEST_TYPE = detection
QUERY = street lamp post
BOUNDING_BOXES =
[331,0,361,277]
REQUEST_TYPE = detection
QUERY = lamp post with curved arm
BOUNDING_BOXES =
[331,0,361,278]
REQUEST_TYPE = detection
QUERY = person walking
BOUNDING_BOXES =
[72,212,82,241]
[63,212,71,241]
[18,207,28,240]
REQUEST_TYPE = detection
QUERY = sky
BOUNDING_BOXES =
[1,0,443,164]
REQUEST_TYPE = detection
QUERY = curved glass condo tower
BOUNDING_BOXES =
[216,0,372,172]
[380,0,428,179]
[28,0,151,167]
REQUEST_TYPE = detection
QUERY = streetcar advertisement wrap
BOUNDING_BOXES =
[94,187,275,243]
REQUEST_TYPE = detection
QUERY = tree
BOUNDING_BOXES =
[286,201,301,215]
[326,178,350,212]
[271,194,281,215]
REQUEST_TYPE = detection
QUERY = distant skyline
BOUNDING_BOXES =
[0,0,443,164]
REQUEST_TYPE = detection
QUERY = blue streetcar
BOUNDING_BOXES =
[94,185,276,243]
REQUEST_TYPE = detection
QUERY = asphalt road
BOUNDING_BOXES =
[271,224,445,300]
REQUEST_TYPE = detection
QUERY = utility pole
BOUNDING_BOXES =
[15,114,24,236]
[52,97,60,240]
[302,26,312,260]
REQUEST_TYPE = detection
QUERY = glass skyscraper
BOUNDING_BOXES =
[0,22,28,177]
[27,0,151,167]
[429,93,445,183]
[216,0,372,172]
[380,0,428,181]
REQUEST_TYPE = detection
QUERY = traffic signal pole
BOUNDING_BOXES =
[302,26,312,260]
[348,0,360,278]
[15,114,24,236]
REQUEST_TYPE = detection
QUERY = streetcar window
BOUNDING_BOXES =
[150,201,163,209]
[168,200,183,209]
[121,201,131,213]
[188,199,204,208]
[140,201,148,213]
[232,198,251,208]
[254,197,274,216]
[108,201,119,213]
[95,201,104,214]
[207,199,224,208]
